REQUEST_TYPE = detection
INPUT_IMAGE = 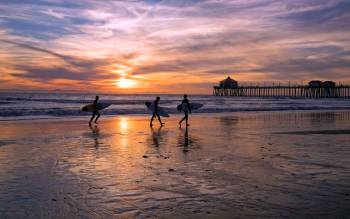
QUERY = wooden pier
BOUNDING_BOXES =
[213,85,350,98]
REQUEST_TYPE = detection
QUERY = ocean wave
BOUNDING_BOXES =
[1,106,350,120]
[0,97,179,105]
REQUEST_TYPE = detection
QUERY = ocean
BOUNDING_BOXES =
[1,92,350,120]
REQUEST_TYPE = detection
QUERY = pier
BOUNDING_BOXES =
[213,77,350,98]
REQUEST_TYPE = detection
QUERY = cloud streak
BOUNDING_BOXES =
[0,0,349,93]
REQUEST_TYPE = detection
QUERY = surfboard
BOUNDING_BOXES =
[82,103,111,112]
[177,102,203,111]
[145,101,170,117]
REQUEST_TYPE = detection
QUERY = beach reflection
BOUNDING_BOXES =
[119,117,129,132]
[149,126,164,147]
[177,126,199,153]
[220,116,238,128]
[180,126,190,152]
[1,112,350,218]
[117,117,130,148]
[89,124,100,149]
[219,116,239,137]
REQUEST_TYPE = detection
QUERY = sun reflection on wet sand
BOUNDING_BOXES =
[0,112,350,218]
[119,117,129,131]
[117,117,130,148]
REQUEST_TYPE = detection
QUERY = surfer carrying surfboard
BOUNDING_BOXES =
[150,96,165,127]
[179,94,191,127]
[89,96,100,125]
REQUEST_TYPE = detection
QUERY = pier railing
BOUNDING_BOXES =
[213,85,350,98]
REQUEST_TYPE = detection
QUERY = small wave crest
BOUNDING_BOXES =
[1,106,350,120]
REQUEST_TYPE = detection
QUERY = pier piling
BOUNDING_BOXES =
[213,85,350,98]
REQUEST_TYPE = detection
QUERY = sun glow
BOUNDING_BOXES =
[116,77,138,88]
[119,117,129,131]
[112,64,131,77]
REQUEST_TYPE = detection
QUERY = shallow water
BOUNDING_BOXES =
[1,92,350,120]
[0,111,350,218]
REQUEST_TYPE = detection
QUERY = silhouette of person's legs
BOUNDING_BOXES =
[94,111,100,123]
[150,113,156,126]
[179,116,185,126]
[185,112,189,126]
[156,113,164,125]
[179,112,189,127]
[89,112,96,125]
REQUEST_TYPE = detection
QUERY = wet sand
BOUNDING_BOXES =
[0,111,350,218]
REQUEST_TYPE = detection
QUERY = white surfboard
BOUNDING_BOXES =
[145,101,170,117]
[82,103,111,112]
[177,102,203,111]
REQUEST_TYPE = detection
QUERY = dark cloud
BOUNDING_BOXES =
[279,1,350,31]
[135,56,241,74]
[1,39,72,61]
[0,0,85,9]
[11,66,116,82]
[178,0,277,18]
[0,39,110,69]
[285,1,350,22]
[144,0,202,7]
[11,67,86,81]
[255,57,350,80]
[201,68,254,75]
[0,40,119,82]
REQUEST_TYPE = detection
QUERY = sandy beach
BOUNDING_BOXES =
[0,111,350,218]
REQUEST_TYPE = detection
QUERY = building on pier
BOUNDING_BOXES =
[213,77,350,98]
[219,76,238,88]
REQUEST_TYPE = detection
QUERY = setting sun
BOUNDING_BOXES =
[116,77,138,88]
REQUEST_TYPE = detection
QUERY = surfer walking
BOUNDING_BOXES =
[179,94,191,127]
[150,96,165,127]
[89,96,100,125]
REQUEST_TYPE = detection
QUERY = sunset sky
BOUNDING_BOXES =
[0,0,350,93]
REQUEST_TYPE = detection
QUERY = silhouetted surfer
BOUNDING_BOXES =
[179,94,191,127]
[150,96,164,127]
[89,96,100,125]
